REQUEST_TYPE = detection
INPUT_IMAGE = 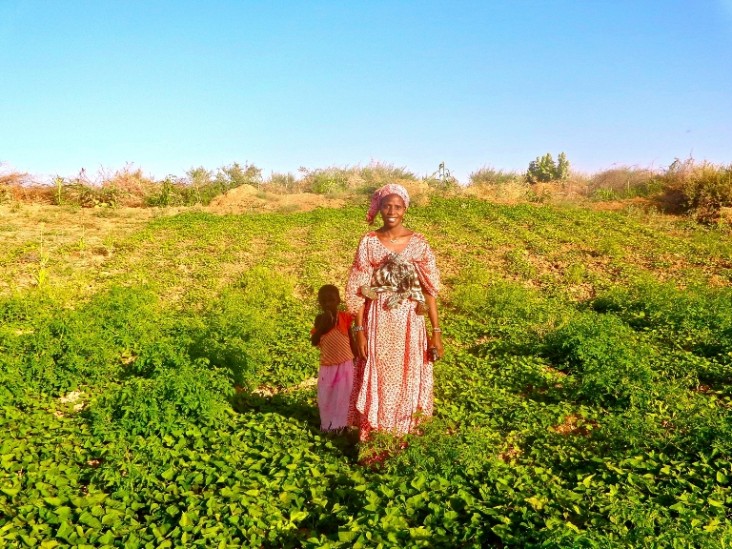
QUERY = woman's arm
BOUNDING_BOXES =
[352,305,367,359]
[424,293,443,358]
[346,235,373,360]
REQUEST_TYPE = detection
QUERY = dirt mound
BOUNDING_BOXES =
[206,185,345,214]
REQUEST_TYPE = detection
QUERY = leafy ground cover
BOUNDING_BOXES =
[2,197,732,547]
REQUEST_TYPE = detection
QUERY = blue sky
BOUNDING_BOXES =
[1,0,731,183]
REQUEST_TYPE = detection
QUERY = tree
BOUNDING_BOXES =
[526,152,570,183]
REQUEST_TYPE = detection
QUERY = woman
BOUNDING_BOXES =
[346,183,443,440]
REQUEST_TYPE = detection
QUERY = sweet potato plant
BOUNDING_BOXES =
[2,198,732,547]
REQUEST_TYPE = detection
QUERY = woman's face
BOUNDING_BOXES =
[379,194,406,229]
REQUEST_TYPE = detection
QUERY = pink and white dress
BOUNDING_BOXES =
[315,312,355,431]
[346,232,441,439]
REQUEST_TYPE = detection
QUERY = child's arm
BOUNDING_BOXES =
[310,312,335,346]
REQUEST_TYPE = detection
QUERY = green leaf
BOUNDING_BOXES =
[79,511,102,530]
[526,496,544,510]
[180,512,193,529]
[338,530,358,542]
[56,522,75,542]
[55,506,73,521]
[289,511,308,523]
[411,475,427,491]
[44,497,64,507]
[101,509,124,526]
[97,531,116,544]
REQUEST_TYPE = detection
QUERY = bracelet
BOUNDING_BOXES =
[351,325,364,332]
[432,327,442,333]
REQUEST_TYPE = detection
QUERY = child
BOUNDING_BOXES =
[311,284,355,432]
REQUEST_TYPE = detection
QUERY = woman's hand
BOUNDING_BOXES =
[429,332,444,360]
[356,330,368,359]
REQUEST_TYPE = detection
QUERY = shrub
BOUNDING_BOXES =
[659,159,732,222]
[526,153,570,184]
[0,168,35,203]
[298,163,418,196]
[214,162,262,189]
[588,167,660,199]
[591,282,732,384]
[543,313,655,407]
[189,267,316,389]
[97,164,157,207]
[304,167,350,194]
[265,172,299,193]
[468,167,523,187]
[89,358,231,437]
[53,166,136,208]
[186,166,213,187]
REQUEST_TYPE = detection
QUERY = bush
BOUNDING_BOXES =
[591,282,732,384]
[57,168,142,207]
[298,163,419,196]
[304,167,350,194]
[589,167,661,200]
[659,159,732,222]
[468,167,523,187]
[189,267,316,389]
[526,153,570,184]
[543,313,655,407]
[147,163,263,206]
[264,172,299,193]
[89,358,231,437]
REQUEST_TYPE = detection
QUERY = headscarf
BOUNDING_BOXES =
[366,184,411,224]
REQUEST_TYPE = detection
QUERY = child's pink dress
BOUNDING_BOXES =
[315,312,354,431]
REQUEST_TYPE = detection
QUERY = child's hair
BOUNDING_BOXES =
[318,284,340,301]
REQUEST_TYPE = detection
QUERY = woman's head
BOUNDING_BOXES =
[366,184,410,224]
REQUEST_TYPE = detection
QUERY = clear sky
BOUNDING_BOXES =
[1,0,731,183]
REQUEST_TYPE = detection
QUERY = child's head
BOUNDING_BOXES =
[317,284,341,313]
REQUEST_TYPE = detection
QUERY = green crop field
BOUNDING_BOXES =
[2,197,732,547]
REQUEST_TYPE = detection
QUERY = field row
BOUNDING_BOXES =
[2,198,732,546]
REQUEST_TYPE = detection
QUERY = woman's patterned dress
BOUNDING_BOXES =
[345,232,441,439]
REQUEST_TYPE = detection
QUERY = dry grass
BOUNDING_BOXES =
[4,160,732,226]
[549,414,598,436]
[0,170,33,187]
[658,159,732,222]
[296,162,419,195]
[97,164,158,207]
[206,184,347,214]
[1,165,158,207]
[588,166,659,200]
[0,203,168,297]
